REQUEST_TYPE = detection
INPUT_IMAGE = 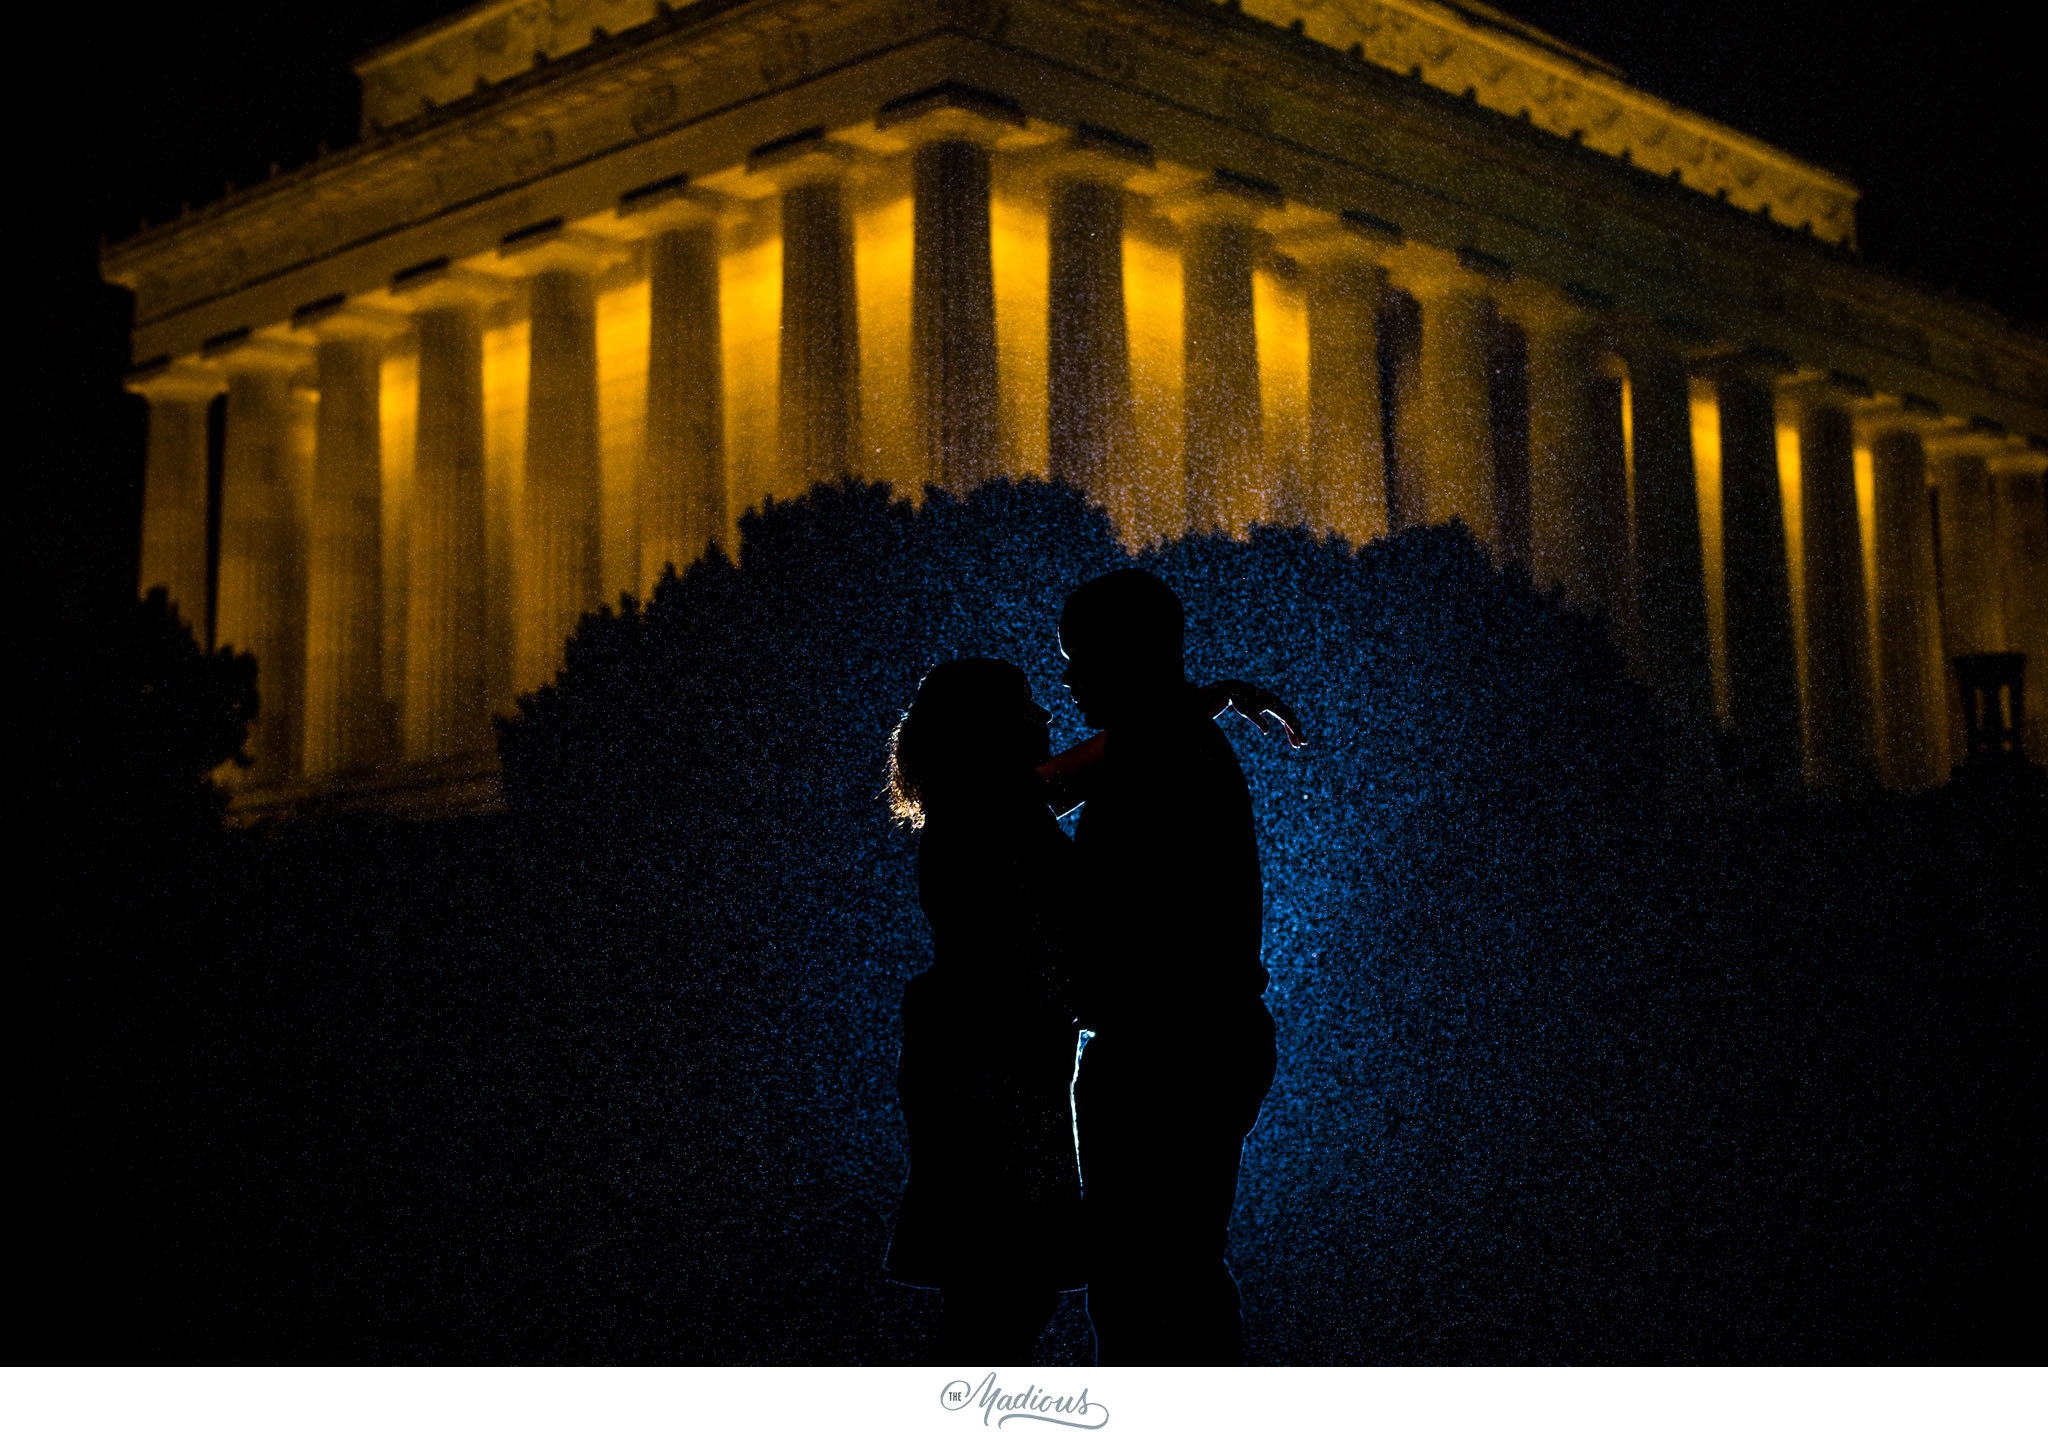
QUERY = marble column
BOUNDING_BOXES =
[391,269,497,759]
[1512,295,1601,608]
[494,230,617,697]
[1395,253,1498,556]
[1861,410,1948,788]
[749,134,861,493]
[128,359,225,637]
[612,183,729,588]
[215,333,315,786]
[1620,335,1717,759]
[1929,437,2005,659]
[1704,354,1801,781]
[1992,449,2048,756]
[299,302,406,777]
[1045,133,1146,510]
[1277,216,1393,546]
[909,138,999,496]
[1784,378,1877,790]
[1589,355,1641,664]
[1174,173,1276,537]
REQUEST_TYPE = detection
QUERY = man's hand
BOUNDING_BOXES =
[1197,679,1307,749]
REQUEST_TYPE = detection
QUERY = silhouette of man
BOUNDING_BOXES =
[1059,569,1277,1365]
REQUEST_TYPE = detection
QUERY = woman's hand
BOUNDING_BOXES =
[1196,679,1306,749]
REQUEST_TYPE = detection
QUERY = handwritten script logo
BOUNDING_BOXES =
[938,1372,1108,1429]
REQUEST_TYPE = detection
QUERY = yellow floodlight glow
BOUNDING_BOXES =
[1254,264,1309,530]
[991,179,1050,480]
[1689,380,1728,725]
[378,347,418,707]
[855,175,915,497]
[482,318,528,712]
[1776,422,1812,772]
[1618,372,1636,556]
[1852,442,1880,719]
[596,278,651,602]
[722,210,782,535]
[1123,213,1185,546]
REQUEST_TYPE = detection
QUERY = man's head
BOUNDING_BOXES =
[1059,569,1186,728]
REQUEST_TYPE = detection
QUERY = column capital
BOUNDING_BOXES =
[1384,241,1505,299]
[1603,310,1704,364]
[869,83,1046,151]
[386,256,513,312]
[474,217,630,280]
[1921,420,2008,463]
[587,173,732,242]
[1987,444,2048,478]
[1031,124,1157,189]
[1850,389,1946,440]
[210,328,314,377]
[731,128,864,195]
[1160,168,1286,230]
[125,355,225,403]
[1264,204,1403,269]
[290,292,411,343]
[1775,367,1872,415]
[1685,342,1794,381]
[1496,278,1608,335]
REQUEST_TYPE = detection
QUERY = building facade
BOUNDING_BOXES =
[106,0,2048,815]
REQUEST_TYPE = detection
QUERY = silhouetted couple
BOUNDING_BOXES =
[883,570,1296,1366]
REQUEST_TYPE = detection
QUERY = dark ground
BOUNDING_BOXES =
[21,480,2044,1364]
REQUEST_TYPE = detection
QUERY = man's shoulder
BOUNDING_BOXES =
[1112,713,1243,771]
[1090,716,1250,824]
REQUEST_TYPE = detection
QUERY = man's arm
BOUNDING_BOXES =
[1037,680,1305,815]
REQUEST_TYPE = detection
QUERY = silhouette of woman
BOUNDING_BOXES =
[883,659,1084,1363]
[882,658,1301,1364]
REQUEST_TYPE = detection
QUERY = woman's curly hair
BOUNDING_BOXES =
[886,658,1029,829]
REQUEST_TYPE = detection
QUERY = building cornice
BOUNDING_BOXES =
[1243,0,1858,245]
[99,0,2045,436]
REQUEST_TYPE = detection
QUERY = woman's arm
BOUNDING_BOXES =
[1035,679,1306,816]
[1036,732,1108,818]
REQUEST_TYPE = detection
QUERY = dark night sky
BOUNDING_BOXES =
[24,0,2045,646]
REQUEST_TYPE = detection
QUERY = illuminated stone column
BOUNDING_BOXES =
[1992,447,2048,756]
[1860,406,1948,788]
[1392,250,1498,555]
[496,228,620,697]
[1173,172,1279,536]
[1929,435,2005,659]
[128,359,225,636]
[910,138,998,495]
[1044,130,1147,509]
[750,133,861,492]
[1618,333,1716,756]
[610,181,728,587]
[1510,294,1602,608]
[1275,213,1395,545]
[878,89,1035,498]
[391,267,498,759]
[215,333,315,786]
[1783,377,1877,790]
[1702,353,1801,780]
[1928,433,2008,765]
[298,300,406,777]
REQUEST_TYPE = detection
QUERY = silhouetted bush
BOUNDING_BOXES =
[29,479,2041,1363]
[35,586,255,846]
[489,476,1690,1359]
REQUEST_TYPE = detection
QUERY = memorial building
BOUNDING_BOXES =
[105,0,2048,816]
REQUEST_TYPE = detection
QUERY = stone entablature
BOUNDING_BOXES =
[107,0,2045,437]
[355,0,1860,246]
[355,0,679,134]
[1246,0,1859,246]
